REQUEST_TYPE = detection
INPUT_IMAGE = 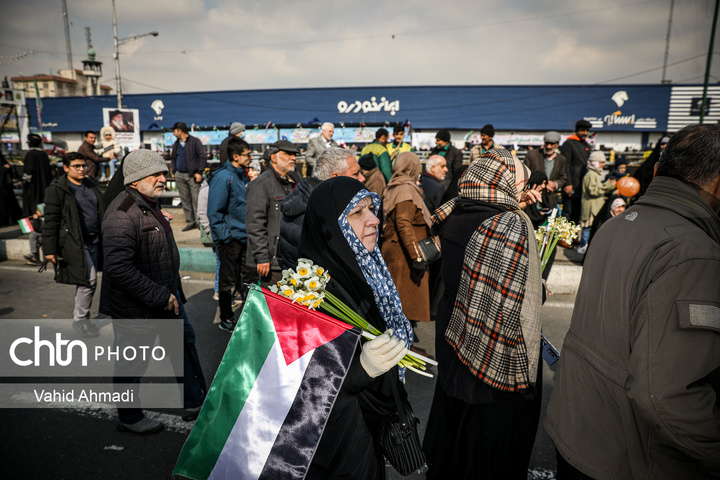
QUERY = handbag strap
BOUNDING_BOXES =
[389,378,410,432]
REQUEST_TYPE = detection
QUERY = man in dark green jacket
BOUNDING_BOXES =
[43,152,105,337]
[545,124,720,479]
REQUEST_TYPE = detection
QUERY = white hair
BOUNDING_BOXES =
[314,147,351,180]
[321,122,334,132]
[425,155,444,173]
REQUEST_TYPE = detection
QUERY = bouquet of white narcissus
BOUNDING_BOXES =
[269,258,330,309]
[270,258,437,377]
[535,213,582,273]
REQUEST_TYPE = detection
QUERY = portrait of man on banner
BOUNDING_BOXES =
[108,109,135,132]
[102,108,140,147]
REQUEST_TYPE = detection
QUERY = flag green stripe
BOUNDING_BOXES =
[174,288,277,480]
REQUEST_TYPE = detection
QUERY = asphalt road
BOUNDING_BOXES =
[0,261,576,479]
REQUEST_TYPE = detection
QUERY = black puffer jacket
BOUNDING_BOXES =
[99,188,183,319]
[277,176,321,269]
[43,175,105,286]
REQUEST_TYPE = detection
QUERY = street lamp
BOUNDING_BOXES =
[112,0,158,108]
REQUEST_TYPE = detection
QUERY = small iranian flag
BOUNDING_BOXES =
[173,285,360,480]
[18,217,34,234]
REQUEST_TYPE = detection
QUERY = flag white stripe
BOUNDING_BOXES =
[208,338,313,480]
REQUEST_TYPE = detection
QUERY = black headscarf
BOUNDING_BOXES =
[298,176,385,332]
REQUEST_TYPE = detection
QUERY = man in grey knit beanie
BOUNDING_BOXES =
[100,148,206,434]
[123,149,169,186]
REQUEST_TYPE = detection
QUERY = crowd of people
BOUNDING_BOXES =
[3,117,719,478]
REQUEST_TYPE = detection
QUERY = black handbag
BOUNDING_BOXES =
[388,212,441,263]
[379,381,426,476]
[417,236,441,263]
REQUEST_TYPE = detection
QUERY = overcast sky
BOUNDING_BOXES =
[1,0,718,95]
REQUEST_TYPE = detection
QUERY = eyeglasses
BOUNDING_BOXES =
[69,164,88,169]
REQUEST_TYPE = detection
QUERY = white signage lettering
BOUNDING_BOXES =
[337,97,400,116]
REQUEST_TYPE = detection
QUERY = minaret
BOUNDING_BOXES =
[82,27,103,96]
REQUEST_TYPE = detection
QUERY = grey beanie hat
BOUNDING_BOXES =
[123,150,169,185]
[229,122,245,135]
[544,131,561,143]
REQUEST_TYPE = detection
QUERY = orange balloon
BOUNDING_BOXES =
[616,176,640,197]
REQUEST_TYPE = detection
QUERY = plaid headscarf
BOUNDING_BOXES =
[432,149,542,392]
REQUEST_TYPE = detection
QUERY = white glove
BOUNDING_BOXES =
[359,329,408,378]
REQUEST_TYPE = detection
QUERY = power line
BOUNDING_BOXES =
[596,53,708,83]
[2,1,664,57]
[0,50,34,66]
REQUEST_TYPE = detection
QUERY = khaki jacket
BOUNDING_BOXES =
[580,167,615,223]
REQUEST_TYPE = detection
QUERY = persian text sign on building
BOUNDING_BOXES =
[583,90,658,130]
[337,96,400,116]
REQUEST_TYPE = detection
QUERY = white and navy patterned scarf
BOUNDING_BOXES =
[339,189,414,380]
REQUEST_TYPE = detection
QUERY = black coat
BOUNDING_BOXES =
[22,148,52,217]
[421,173,445,212]
[103,162,126,206]
[218,135,233,162]
[560,137,591,197]
[431,144,464,190]
[299,177,406,480]
[42,176,105,286]
[0,151,22,226]
[246,167,301,270]
[170,134,207,176]
[277,176,321,269]
[99,188,184,319]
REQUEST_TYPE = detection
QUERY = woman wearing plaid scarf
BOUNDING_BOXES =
[423,149,544,479]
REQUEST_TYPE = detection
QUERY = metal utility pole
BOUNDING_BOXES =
[112,0,157,109]
[112,0,122,108]
[61,0,73,77]
[661,0,674,83]
[700,0,720,124]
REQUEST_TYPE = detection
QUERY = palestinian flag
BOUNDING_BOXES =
[173,285,360,480]
[18,217,34,234]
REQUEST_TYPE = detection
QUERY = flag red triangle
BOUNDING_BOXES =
[263,289,355,366]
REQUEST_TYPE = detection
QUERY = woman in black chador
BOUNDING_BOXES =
[299,176,414,479]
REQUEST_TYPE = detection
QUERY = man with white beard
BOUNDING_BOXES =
[100,150,206,434]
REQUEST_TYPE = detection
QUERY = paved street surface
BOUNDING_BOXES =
[0,261,576,479]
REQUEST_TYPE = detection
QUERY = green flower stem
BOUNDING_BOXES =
[319,303,357,327]
[325,292,382,335]
[320,298,430,370]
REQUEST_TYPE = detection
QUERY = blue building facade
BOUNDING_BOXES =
[28,83,719,137]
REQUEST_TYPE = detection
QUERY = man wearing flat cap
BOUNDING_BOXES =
[218,122,246,162]
[524,131,567,210]
[100,149,206,435]
[469,123,505,162]
[170,121,207,231]
[246,140,301,287]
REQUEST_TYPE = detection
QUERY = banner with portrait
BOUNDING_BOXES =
[102,108,140,147]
